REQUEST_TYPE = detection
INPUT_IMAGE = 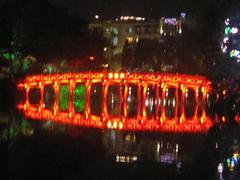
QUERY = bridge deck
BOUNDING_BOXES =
[17,72,213,133]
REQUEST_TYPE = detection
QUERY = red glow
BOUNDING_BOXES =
[89,56,95,61]
[235,115,240,123]
[17,72,213,133]
[18,103,213,133]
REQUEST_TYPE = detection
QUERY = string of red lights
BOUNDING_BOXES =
[17,104,213,133]
[17,72,213,133]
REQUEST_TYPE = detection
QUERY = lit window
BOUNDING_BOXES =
[113,28,118,35]
[128,27,133,33]
[113,37,118,46]
[127,37,134,43]
[136,37,139,43]
[125,134,131,141]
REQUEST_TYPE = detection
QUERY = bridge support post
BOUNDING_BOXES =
[69,80,75,118]
[39,82,44,112]
[142,82,148,122]
[161,83,166,123]
[201,86,207,123]
[85,80,91,120]
[180,84,186,124]
[25,84,30,108]
[155,85,160,121]
[174,85,179,119]
[194,87,199,121]
[53,81,59,115]
[137,84,141,121]
[123,83,128,120]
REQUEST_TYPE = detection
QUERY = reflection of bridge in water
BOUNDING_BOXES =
[17,72,213,133]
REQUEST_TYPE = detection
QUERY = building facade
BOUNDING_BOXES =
[89,14,185,55]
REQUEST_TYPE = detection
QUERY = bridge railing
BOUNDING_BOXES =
[17,72,213,133]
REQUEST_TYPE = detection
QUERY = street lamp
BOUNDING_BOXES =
[104,47,111,70]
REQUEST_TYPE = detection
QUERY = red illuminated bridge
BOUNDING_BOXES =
[17,72,213,133]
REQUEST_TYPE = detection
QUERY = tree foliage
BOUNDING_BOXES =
[0,0,106,74]
[123,31,205,74]
[198,0,240,79]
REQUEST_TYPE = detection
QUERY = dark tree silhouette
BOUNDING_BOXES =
[0,0,106,72]
[198,0,240,79]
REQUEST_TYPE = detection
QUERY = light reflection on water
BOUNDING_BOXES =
[1,108,240,179]
[1,112,205,166]
[14,83,211,168]
[2,84,237,179]
[17,84,213,133]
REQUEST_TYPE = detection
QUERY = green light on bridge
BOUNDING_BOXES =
[59,85,70,111]
[74,84,86,113]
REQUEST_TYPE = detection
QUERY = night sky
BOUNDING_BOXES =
[0,0,215,19]
[48,0,214,19]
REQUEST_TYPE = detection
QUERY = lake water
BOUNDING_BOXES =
[1,81,239,180]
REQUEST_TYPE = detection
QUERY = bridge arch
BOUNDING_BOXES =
[17,72,212,133]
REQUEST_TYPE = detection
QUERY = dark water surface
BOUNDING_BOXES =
[1,80,240,180]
